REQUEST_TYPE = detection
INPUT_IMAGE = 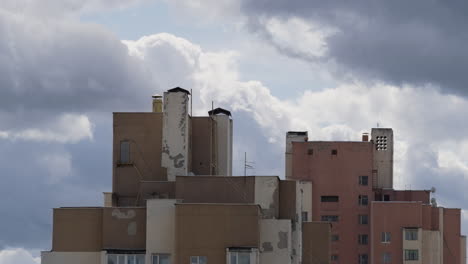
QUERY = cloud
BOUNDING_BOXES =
[0,248,40,264]
[39,152,73,184]
[0,114,93,143]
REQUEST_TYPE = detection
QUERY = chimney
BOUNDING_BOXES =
[208,108,233,176]
[285,131,308,179]
[161,87,191,181]
[152,94,163,113]
[362,133,369,142]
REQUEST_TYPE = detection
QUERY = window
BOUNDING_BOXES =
[321,215,339,222]
[321,196,339,202]
[381,232,391,243]
[108,254,145,264]
[404,250,419,261]
[307,149,313,155]
[358,254,368,264]
[153,254,170,264]
[384,195,390,201]
[229,252,250,264]
[302,211,308,222]
[331,149,338,155]
[359,176,368,186]
[382,252,391,263]
[331,234,339,242]
[331,255,339,261]
[358,195,368,206]
[358,215,368,225]
[405,229,418,240]
[120,141,130,163]
[191,256,207,264]
[358,234,368,245]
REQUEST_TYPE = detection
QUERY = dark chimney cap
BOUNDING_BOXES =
[152,94,162,99]
[167,87,191,95]
[287,131,308,136]
[208,107,232,117]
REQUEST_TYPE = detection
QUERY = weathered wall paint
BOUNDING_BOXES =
[299,181,312,222]
[146,199,177,264]
[371,128,393,189]
[162,91,189,181]
[41,251,106,264]
[254,176,279,219]
[259,219,292,264]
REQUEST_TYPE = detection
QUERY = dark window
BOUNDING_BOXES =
[302,211,308,222]
[331,234,339,242]
[321,215,339,222]
[358,215,368,225]
[307,149,313,155]
[384,195,390,201]
[120,141,130,164]
[358,195,369,206]
[359,176,368,186]
[404,250,419,261]
[321,196,339,202]
[358,234,368,245]
[405,229,418,240]
[382,252,391,263]
[358,254,368,264]
[331,149,338,155]
[381,232,391,243]
[331,255,339,261]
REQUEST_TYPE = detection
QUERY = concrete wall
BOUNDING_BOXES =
[260,219,292,264]
[175,204,260,264]
[162,90,190,181]
[254,176,280,219]
[146,199,177,264]
[461,236,466,264]
[212,114,233,176]
[371,128,393,189]
[302,222,331,264]
[422,230,441,264]
[443,208,461,264]
[402,228,422,264]
[41,251,105,264]
[52,208,103,252]
[300,181,313,222]
[191,117,212,175]
[102,208,146,250]
[285,132,308,180]
[113,113,166,200]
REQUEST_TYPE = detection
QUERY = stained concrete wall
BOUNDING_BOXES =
[259,219,291,264]
[254,176,280,219]
[422,230,441,264]
[302,222,331,264]
[212,114,233,176]
[285,132,308,180]
[102,208,146,250]
[371,128,393,189]
[402,228,422,264]
[300,181,312,222]
[175,204,260,264]
[146,199,177,264]
[41,251,106,264]
[162,90,190,181]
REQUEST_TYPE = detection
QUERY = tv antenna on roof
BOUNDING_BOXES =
[244,152,255,176]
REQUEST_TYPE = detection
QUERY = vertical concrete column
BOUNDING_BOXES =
[371,128,394,188]
[162,88,190,181]
[285,132,308,180]
[211,111,233,176]
[146,199,177,264]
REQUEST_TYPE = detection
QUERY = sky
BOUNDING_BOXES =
[0,0,468,263]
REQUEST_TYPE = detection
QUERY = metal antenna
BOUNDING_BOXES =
[244,152,255,176]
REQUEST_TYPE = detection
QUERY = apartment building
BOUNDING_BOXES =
[41,87,331,264]
[286,129,466,264]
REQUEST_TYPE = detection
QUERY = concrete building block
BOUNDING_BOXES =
[146,199,177,264]
[260,219,292,264]
[371,128,394,188]
[254,176,279,219]
[41,251,105,264]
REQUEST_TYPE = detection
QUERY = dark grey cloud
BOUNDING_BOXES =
[241,0,468,95]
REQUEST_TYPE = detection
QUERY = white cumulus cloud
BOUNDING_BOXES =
[0,248,40,264]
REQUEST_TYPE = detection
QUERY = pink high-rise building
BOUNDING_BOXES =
[286,128,466,264]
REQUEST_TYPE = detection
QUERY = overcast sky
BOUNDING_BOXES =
[1,1,468,263]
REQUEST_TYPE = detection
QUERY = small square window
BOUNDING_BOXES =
[358,254,368,264]
[302,211,308,222]
[358,234,368,245]
[153,254,170,264]
[359,176,368,186]
[321,215,339,222]
[382,252,391,263]
[331,255,339,261]
[331,234,339,242]
[358,195,368,206]
[331,149,338,155]
[404,250,419,260]
[120,141,130,164]
[381,232,391,243]
[384,195,390,201]
[358,215,368,225]
[405,229,418,240]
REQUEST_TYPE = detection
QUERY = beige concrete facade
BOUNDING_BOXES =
[302,222,331,264]
[41,251,106,264]
[146,199,177,264]
[260,219,292,264]
[211,114,233,176]
[371,128,394,189]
